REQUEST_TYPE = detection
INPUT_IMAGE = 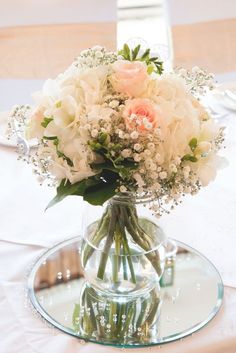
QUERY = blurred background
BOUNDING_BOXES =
[0,0,235,107]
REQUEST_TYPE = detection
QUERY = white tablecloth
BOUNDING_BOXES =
[0,88,236,352]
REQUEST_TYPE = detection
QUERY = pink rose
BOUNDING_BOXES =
[123,98,160,133]
[111,60,149,97]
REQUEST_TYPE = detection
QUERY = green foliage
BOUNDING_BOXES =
[56,150,73,167]
[182,154,198,162]
[41,117,53,128]
[43,136,73,167]
[122,43,131,60]
[118,43,164,75]
[89,131,138,181]
[55,101,62,108]
[42,135,57,141]
[182,138,198,163]
[91,159,138,180]
[189,137,198,152]
[46,170,119,209]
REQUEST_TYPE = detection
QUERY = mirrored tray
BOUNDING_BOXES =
[28,237,223,347]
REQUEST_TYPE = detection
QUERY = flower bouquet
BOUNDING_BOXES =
[9,44,225,298]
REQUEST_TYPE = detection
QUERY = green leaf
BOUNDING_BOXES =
[141,48,150,60]
[149,57,159,62]
[83,169,119,205]
[55,101,62,108]
[189,137,198,152]
[43,135,58,141]
[88,140,104,152]
[41,117,53,128]
[53,138,59,146]
[182,154,198,162]
[46,170,119,209]
[152,60,164,75]
[131,44,141,60]
[98,132,108,144]
[91,159,138,180]
[46,179,89,209]
[91,162,116,173]
[56,150,73,167]
[123,44,131,60]
[147,64,154,75]
[43,136,73,167]
[84,180,118,205]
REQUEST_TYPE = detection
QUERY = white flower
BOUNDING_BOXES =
[145,158,156,171]
[150,172,158,179]
[134,143,142,152]
[95,51,103,59]
[183,165,190,179]
[120,185,127,193]
[130,131,139,139]
[92,45,104,51]
[78,66,109,105]
[26,109,44,139]
[121,149,132,158]
[195,141,211,155]
[118,130,125,138]
[194,155,226,186]
[109,100,119,108]
[159,171,167,179]
[32,79,60,108]
[134,153,142,162]
[174,156,181,165]
[52,95,79,128]
[133,173,145,187]
[147,142,155,150]
[87,105,114,124]
[144,149,151,157]
[91,129,99,138]
[169,163,177,173]
[155,153,164,164]
[200,120,219,141]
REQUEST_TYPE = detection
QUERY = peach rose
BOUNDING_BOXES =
[123,98,160,133]
[111,60,149,97]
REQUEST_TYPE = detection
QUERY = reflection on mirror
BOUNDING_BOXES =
[28,237,223,347]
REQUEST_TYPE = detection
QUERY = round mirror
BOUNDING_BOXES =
[28,237,223,347]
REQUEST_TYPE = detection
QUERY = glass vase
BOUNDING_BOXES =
[81,193,166,299]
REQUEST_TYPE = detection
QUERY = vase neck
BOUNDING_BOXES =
[109,193,136,205]
[109,192,155,206]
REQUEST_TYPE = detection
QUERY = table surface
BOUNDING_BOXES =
[0,16,236,353]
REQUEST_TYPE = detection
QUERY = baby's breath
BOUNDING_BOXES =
[175,66,215,97]
[74,46,117,69]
